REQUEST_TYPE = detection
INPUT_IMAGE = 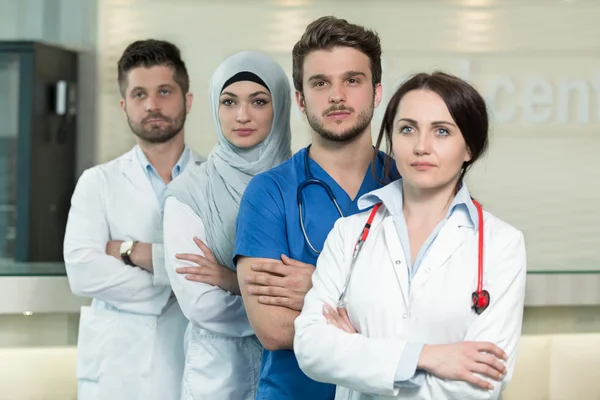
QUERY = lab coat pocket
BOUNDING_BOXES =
[76,306,115,381]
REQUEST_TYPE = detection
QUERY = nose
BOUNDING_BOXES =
[236,104,251,123]
[145,95,159,112]
[328,83,346,104]
[413,131,432,155]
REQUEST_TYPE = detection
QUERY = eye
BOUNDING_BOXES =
[221,99,234,106]
[436,127,450,136]
[399,125,414,134]
[159,89,171,95]
[133,92,145,98]
[253,98,269,106]
[313,81,327,88]
[347,78,359,84]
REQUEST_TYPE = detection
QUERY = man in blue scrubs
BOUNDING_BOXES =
[234,16,396,400]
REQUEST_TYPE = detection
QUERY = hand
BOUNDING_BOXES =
[323,304,357,334]
[175,237,240,295]
[245,254,315,311]
[418,342,508,390]
[106,240,124,260]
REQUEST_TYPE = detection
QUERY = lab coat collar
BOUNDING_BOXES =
[358,178,479,231]
[121,146,203,213]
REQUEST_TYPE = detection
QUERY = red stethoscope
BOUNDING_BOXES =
[337,200,490,315]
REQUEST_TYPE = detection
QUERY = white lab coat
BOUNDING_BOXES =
[63,147,204,400]
[162,196,262,400]
[294,205,527,400]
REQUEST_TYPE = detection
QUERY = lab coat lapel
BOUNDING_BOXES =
[381,215,410,308]
[411,214,471,294]
[121,148,160,213]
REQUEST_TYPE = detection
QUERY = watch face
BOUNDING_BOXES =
[120,240,133,254]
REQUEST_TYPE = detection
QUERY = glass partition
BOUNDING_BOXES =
[0,54,19,264]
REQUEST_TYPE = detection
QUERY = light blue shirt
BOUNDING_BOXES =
[358,178,479,387]
[135,145,190,207]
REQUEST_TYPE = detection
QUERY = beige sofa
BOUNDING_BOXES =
[0,346,77,400]
[0,334,599,400]
[503,333,600,400]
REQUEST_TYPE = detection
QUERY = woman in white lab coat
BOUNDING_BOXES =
[161,51,292,399]
[294,72,527,400]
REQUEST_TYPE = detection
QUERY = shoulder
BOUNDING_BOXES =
[481,210,526,267]
[482,210,524,244]
[80,149,133,181]
[163,196,204,228]
[244,151,301,198]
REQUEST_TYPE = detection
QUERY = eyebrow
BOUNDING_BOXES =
[220,90,271,98]
[130,83,174,93]
[307,70,367,82]
[396,118,457,128]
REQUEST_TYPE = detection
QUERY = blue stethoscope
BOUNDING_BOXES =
[297,145,343,254]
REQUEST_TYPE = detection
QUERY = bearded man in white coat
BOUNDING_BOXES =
[63,39,204,400]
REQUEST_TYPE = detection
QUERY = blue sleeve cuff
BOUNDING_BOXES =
[232,245,286,267]
[394,342,425,388]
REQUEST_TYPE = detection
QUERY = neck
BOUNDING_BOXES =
[402,180,458,223]
[137,132,185,183]
[309,129,374,177]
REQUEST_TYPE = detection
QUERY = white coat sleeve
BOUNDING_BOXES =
[162,196,254,337]
[408,229,527,400]
[152,243,169,286]
[294,218,408,397]
[63,168,171,315]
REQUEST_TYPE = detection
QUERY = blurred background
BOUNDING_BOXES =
[0,0,599,399]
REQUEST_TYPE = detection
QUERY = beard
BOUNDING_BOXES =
[306,102,374,143]
[126,105,186,144]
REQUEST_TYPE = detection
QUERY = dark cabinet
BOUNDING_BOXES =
[0,41,78,263]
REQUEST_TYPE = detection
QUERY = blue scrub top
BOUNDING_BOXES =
[233,146,395,400]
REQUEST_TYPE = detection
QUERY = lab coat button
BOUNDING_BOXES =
[426,268,431,273]
[395,260,401,265]
[403,313,408,319]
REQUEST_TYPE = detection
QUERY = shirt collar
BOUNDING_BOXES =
[135,144,190,179]
[357,178,479,230]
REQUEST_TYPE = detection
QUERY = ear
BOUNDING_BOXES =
[119,98,127,119]
[295,90,306,113]
[373,83,383,108]
[185,92,194,114]
[464,148,472,163]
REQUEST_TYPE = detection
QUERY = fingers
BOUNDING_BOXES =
[469,359,504,382]
[175,266,211,276]
[245,273,286,288]
[251,262,288,277]
[184,274,216,285]
[175,253,209,265]
[323,304,343,327]
[257,295,295,309]
[475,353,507,377]
[247,285,288,298]
[474,342,507,361]
[322,304,356,333]
[461,371,494,391]
[323,309,344,330]
[280,254,307,268]
[193,237,217,263]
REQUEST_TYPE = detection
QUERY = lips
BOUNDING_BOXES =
[234,128,255,137]
[411,162,436,171]
[145,118,168,124]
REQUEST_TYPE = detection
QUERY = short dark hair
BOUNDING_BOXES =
[292,16,382,93]
[373,72,489,188]
[117,39,189,97]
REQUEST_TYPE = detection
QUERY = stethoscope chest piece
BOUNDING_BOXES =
[471,289,490,315]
